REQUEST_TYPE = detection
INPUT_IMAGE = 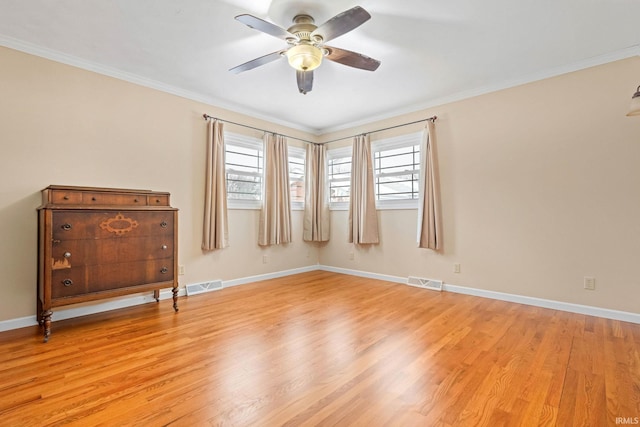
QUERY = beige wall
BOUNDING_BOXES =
[0,46,318,321]
[1,45,639,323]
[321,57,640,314]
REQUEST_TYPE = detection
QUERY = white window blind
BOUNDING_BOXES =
[289,146,305,210]
[372,132,421,209]
[224,132,263,209]
[327,146,352,209]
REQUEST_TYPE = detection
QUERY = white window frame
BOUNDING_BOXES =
[372,132,421,210]
[288,146,305,211]
[327,146,352,210]
[224,132,263,210]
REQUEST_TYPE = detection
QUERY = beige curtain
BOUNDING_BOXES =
[259,133,292,246]
[303,144,330,242]
[348,134,379,244]
[202,119,229,250]
[417,121,442,250]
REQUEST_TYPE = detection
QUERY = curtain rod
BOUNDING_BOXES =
[202,114,316,144]
[202,114,437,145]
[320,116,437,144]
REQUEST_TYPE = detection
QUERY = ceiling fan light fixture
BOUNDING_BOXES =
[627,85,640,117]
[287,44,323,71]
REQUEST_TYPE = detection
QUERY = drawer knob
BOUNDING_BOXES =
[92,197,97,201]
[61,223,72,231]
[161,245,168,250]
[62,279,73,287]
[63,252,71,258]
[160,267,168,274]
[134,199,139,203]
[63,196,69,200]
[160,221,168,228]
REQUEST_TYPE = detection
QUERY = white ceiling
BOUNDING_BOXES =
[1,0,639,133]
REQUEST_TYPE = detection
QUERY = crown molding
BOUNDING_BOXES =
[320,44,640,135]
[2,35,638,137]
[0,35,318,135]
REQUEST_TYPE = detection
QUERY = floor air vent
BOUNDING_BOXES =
[407,276,443,291]
[186,280,223,296]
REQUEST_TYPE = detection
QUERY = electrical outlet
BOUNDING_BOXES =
[584,277,595,290]
[178,265,185,275]
[453,263,461,274]
[262,255,268,264]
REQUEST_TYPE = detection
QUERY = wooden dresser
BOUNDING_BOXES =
[37,185,178,342]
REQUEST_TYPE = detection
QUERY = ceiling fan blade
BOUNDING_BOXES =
[325,46,381,71]
[296,70,314,94]
[235,14,294,40]
[311,6,371,42]
[229,50,286,74]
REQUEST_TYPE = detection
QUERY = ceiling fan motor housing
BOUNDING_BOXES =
[230,6,380,93]
[288,14,318,42]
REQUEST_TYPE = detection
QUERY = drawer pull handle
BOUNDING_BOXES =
[134,199,139,203]
[92,197,97,201]
[61,223,72,231]
[161,245,168,250]
[160,221,168,228]
[63,252,71,258]
[63,196,69,200]
[62,279,73,287]
[156,199,161,203]
[160,267,168,274]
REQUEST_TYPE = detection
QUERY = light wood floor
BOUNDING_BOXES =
[1,271,639,426]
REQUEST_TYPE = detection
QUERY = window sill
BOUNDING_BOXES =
[376,200,419,210]
[228,200,261,210]
[329,200,419,211]
[228,201,306,211]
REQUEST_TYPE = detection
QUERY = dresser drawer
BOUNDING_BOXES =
[86,260,174,293]
[51,236,174,266]
[82,192,147,206]
[52,211,174,240]
[51,260,173,299]
[148,194,170,206]
[51,268,89,299]
[50,190,84,204]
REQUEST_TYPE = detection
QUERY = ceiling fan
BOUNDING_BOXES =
[229,6,381,95]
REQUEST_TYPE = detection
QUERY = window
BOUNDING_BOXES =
[288,147,305,209]
[327,146,352,209]
[326,132,422,210]
[225,132,263,209]
[372,132,421,208]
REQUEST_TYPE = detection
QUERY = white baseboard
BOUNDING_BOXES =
[222,265,319,288]
[0,266,318,333]
[0,288,186,333]
[442,283,640,324]
[318,265,640,325]
[318,265,407,284]
[2,264,638,332]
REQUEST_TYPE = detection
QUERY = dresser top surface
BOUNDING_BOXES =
[39,185,175,210]
[44,185,168,195]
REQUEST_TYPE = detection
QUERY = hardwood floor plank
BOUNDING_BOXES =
[0,271,638,426]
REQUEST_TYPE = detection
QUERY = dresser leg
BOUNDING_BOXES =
[153,289,160,302]
[172,287,179,312]
[41,310,52,343]
[37,299,43,325]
